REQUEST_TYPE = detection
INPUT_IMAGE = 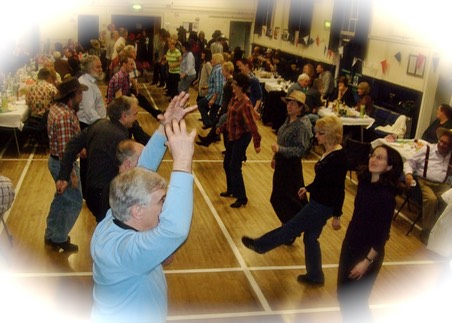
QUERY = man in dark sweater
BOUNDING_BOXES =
[422,104,452,143]
[56,96,150,223]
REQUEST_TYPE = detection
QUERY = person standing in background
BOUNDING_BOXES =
[165,39,182,99]
[77,55,106,197]
[178,41,196,94]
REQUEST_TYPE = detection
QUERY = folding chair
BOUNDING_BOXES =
[393,181,423,236]
[0,211,13,246]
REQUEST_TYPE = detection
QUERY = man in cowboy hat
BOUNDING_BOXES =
[44,77,88,252]
[88,39,102,58]
[404,127,452,244]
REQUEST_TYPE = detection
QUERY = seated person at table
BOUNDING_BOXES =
[305,78,323,126]
[403,127,452,244]
[316,63,334,100]
[26,68,58,119]
[330,76,355,108]
[287,73,310,95]
[422,104,452,143]
[355,81,373,116]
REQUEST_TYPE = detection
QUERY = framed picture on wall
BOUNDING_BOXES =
[282,29,289,41]
[407,54,426,78]
[273,27,280,39]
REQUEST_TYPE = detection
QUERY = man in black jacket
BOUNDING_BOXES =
[56,96,150,222]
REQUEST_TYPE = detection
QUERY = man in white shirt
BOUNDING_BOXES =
[78,55,106,128]
[404,127,452,243]
[77,55,107,197]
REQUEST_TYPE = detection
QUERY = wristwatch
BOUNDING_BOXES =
[365,256,374,264]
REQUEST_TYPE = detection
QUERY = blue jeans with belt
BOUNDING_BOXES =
[45,157,83,243]
[253,199,333,282]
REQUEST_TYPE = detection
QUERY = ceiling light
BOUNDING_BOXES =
[132,4,142,11]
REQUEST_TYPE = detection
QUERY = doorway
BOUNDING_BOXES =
[78,15,100,51]
[112,15,161,62]
[229,21,252,57]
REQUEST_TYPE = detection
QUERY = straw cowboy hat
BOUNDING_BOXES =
[436,127,452,140]
[55,77,88,100]
[281,90,307,106]
[90,39,101,49]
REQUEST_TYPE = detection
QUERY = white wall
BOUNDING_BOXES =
[250,0,452,138]
[12,0,257,53]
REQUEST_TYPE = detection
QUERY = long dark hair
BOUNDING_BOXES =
[358,145,403,190]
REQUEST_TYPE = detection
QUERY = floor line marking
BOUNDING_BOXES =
[193,170,272,312]
[1,144,36,235]
[5,259,443,278]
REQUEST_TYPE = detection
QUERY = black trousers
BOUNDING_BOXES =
[270,156,306,224]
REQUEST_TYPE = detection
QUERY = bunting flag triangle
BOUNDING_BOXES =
[381,59,389,75]
[338,46,344,56]
[394,51,402,64]
[353,57,358,66]
[316,36,320,46]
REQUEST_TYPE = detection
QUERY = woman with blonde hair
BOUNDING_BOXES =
[242,115,347,286]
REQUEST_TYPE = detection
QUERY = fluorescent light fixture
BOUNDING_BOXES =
[132,4,142,10]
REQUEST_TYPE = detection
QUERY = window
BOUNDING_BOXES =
[288,0,314,42]
[254,0,274,35]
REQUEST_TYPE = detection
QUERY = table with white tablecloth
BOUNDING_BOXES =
[0,101,30,154]
[370,137,427,161]
[318,107,375,142]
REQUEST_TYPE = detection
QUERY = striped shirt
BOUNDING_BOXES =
[166,49,181,74]
[47,102,81,159]
[206,64,224,105]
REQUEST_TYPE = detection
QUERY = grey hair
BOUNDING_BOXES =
[109,168,167,222]
[107,96,138,121]
[80,55,100,74]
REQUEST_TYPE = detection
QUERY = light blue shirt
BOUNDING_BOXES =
[91,130,194,323]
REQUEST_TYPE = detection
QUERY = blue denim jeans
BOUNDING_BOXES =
[45,157,83,243]
[223,133,251,199]
[254,199,333,281]
[178,74,196,93]
[198,97,221,127]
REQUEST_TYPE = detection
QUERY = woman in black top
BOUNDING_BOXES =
[242,115,347,285]
[337,144,403,322]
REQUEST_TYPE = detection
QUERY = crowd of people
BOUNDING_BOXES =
[3,22,452,323]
